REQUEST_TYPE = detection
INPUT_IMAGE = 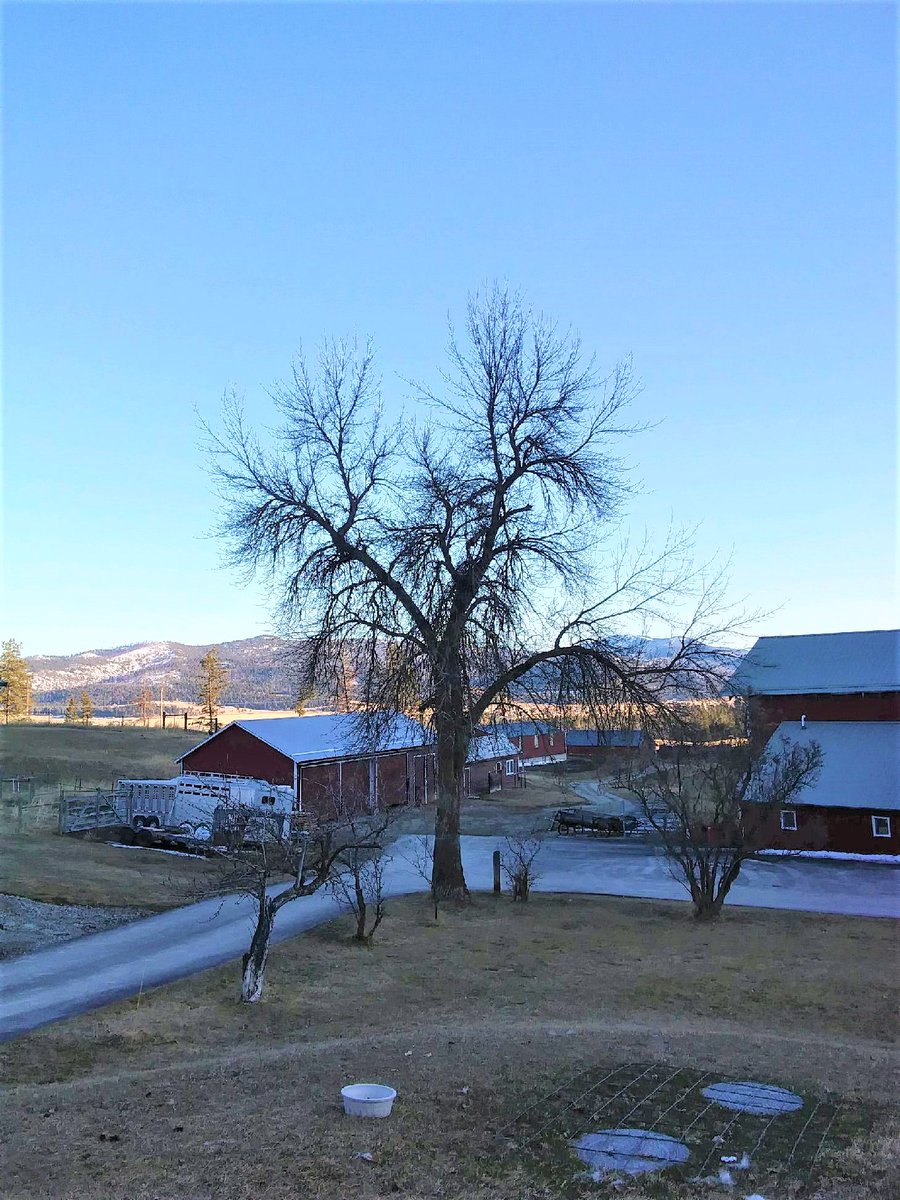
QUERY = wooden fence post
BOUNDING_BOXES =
[493,849,502,894]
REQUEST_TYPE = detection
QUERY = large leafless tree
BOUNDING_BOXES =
[208,286,745,899]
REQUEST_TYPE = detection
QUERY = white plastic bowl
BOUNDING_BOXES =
[341,1083,397,1118]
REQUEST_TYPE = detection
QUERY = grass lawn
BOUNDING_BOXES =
[2,893,897,1200]
[0,832,222,908]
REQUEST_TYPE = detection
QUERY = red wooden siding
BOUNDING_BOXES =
[465,755,519,794]
[513,731,565,761]
[180,725,294,786]
[376,752,410,808]
[749,692,900,750]
[744,803,899,855]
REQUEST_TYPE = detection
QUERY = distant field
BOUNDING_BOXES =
[0,722,200,788]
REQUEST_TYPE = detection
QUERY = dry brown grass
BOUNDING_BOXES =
[0,722,198,788]
[0,832,221,908]
[2,893,897,1199]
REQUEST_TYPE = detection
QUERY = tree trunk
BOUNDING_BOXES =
[354,871,368,942]
[693,900,722,920]
[241,896,274,1002]
[431,720,469,901]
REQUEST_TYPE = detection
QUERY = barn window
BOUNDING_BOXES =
[872,815,891,838]
[780,809,797,831]
[506,758,516,776]
[534,734,540,749]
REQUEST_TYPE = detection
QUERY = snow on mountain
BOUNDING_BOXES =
[27,636,301,712]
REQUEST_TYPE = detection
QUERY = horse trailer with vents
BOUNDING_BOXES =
[115,773,294,838]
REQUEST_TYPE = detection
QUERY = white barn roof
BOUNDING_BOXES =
[760,721,899,811]
[179,713,429,765]
[468,731,520,763]
[729,630,900,696]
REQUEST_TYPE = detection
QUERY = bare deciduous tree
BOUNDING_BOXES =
[329,828,393,944]
[620,738,822,920]
[207,285,747,900]
[207,802,395,1001]
[500,830,544,901]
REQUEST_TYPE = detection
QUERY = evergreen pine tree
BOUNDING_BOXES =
[64,696,79,723]
[197,648,229,733]
[0,638,33,723]
[79,691,94,726]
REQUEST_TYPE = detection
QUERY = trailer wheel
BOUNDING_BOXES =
[131,816,146,830]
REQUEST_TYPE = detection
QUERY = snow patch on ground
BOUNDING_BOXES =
[0,894,151,960]
[758,849,900,865]
[108,843,209,859]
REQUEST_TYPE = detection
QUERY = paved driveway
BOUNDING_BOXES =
[2,835,897,1041]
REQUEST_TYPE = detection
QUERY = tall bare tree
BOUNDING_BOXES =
[208,286,745,898]
[197,648,229,733]
[620,737,822,919]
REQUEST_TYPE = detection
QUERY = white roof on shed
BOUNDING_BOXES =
[468,732,519,763]
[180,713,429,765]
[760,721,899,811]
[729,630,900,696]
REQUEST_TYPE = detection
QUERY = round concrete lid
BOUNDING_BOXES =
[701,1081,804,1116]
[573,1128,690,1176]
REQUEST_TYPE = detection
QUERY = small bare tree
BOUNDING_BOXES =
[397,834,440,921]
[329,828,393,944]
[500,830,543,901]
[208,801,395,1001]
[620,738,822,919]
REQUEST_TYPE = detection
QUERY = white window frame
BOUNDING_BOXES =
[506,758,516,776]
[872,815,891,838]
[533,734,540,749]
[779,809,797,832]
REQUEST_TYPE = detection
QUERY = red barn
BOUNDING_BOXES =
[178,714,432,819]
[565,729,646,762]
[177,714,522,814]
[494,722,566,767]
[464,732,522,794]
[730,630,899,855]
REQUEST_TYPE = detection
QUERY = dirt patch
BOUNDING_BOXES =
[0,893,151,959]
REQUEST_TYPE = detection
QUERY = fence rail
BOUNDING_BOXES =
[59,791,124,833]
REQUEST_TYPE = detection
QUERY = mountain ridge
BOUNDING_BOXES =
[26,635,739,716]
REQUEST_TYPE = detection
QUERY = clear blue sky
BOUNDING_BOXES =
[3,2,895,656]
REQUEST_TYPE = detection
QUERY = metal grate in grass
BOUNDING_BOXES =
[501,1061,850,1194]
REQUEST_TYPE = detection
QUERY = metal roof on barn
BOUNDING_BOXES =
[177,713,429,765]
[468,732,520,762]
[755,721,899,811]
[728,630,900,697]
[178,714,518,766]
